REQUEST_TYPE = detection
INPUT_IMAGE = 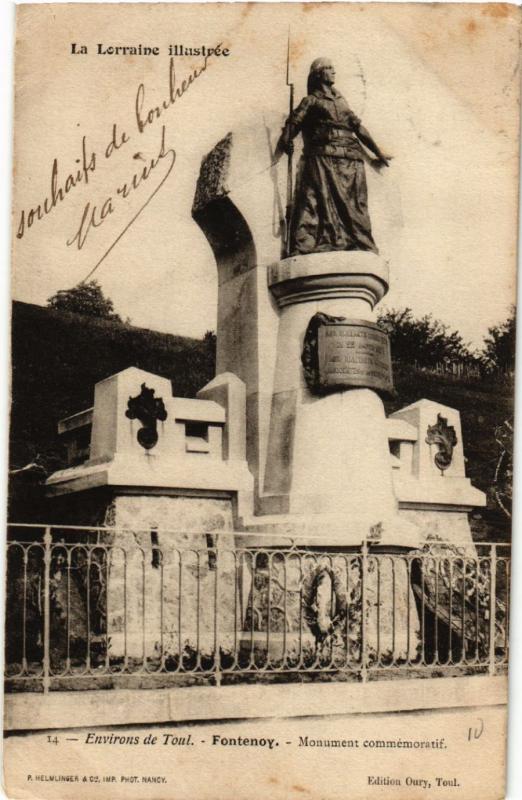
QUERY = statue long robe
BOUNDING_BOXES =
[279,87,377,256]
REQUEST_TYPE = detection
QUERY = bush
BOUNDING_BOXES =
[47,281,121,321]
[480,307,516,372]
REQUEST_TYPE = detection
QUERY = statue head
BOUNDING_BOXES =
[307,58,336,93]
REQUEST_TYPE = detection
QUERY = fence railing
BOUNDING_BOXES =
[4,524,510,692]
[393,359,514,383]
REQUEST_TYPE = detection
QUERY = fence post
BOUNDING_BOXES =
[43,527,52,694]
[489,544,497,676]
[214,548,221,687]
[361,540,368,683]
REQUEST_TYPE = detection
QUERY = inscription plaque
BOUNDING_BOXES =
[317,320,394,395]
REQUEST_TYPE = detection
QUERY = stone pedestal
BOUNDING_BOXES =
[103,519,238,661]
[389,399,486,547]
[258,250,403,543]
[45,367,253,660]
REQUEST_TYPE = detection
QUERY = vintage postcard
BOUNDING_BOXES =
[3,2,520,798]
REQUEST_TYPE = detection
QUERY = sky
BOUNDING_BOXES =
[9,2,520,349]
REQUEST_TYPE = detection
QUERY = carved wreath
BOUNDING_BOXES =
[425,413,457,473]
[126,383,168,450]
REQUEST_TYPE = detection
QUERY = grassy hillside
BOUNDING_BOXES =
[9,302,513,538]
[10,301,215,471]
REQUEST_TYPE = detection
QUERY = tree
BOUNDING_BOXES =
[47,280,121,321]
[203,330,217,355]
[480,307,516,372]
[377,307,473,367]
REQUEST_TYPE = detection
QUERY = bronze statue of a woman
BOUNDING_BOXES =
[276,58,391,257]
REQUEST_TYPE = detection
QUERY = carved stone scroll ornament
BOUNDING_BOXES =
[301,312,347,393]
[425,414,457,474]
[126,383,168,450]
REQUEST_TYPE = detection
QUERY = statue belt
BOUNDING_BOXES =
[304,143,363,159]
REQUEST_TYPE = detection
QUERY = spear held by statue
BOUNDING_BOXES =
[285,32,294,258]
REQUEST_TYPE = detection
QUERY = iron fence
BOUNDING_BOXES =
[4,524,510,692]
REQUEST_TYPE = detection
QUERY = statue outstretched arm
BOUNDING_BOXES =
[356,125,392,167]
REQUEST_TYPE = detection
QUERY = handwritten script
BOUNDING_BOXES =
[16,51,218,278]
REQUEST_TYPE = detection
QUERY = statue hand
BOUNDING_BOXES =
[273,145,284,164]
[373,154,392,169]
[274,137,294,164]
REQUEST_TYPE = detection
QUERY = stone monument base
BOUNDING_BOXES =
[236,511,422,549]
